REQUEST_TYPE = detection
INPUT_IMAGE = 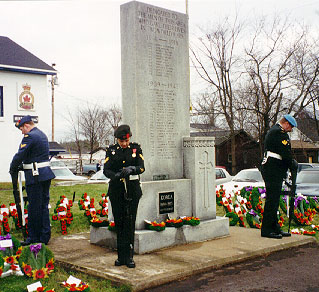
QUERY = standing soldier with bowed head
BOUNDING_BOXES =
[9,115,55,246]
[260,114,298,239]
[103,124,145,268]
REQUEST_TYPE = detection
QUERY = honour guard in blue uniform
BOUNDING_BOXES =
[103,125,145,268]
[10,115,55,245]
[260,114,298,239]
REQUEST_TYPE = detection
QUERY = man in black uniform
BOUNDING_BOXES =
[10,115,55,245]
[260,114,298,239]
[103,125,145,268]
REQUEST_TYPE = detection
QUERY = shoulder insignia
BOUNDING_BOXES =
[282,140,288,145]
[20,143,27,148]
[24,134,29,138]
[104,157,109,163]
[139,154,144,160]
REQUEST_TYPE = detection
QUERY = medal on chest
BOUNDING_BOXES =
[132,148,137,158]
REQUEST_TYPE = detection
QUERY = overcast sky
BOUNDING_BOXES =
[0,0,318,141]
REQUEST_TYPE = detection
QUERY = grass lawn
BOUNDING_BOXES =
[0,181,131,292]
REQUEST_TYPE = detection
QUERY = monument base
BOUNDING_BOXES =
[90,217,229,254]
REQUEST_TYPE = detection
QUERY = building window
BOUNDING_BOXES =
[0,86,3,117]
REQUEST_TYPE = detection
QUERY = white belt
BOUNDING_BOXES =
[23,161,50,169]
[129,175,139,180]
[266,151,282,160]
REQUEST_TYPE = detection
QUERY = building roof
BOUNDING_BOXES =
[291,140,319,150]
[0,36,56,75]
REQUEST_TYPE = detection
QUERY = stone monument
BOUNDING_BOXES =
[90,1,229,254]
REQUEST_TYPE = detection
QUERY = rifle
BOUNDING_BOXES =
[10,169,27,239]
[122,178,134,263]
[288,161,298,233]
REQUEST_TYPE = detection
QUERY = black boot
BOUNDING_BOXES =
[126,244,135,268]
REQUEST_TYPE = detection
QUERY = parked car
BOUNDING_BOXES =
[51,159,87,183]
[295,168,319,197]
[82,164,100,176]
[297,162,319,172]
[87,169,110,184]
[215,167,232,185]
[217,168,265,195]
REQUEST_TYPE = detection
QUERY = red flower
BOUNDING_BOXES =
[23,264,32,275]
[52,215,58,221]
[10,264,18,271]
[37,287,45,292]
[46,262,54,271]
[35,269,46,279]
[5,256,15,264]
[62,230,68,235]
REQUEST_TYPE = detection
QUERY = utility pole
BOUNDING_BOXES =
[51,63,57,141]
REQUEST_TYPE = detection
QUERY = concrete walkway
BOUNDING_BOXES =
[49,227,316,291]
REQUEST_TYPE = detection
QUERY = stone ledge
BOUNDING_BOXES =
[90,216,229,254]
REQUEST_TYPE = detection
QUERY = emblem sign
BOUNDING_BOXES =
[18,84,35,111]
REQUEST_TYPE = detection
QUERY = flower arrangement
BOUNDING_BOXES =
[19,243,55,280]
[181,216,200,226]
[108,221,116,232]
[165,218,183,228]
[61,276,90,291]
[52,196,73,235]
[35,287,55,292]
[145,220,166,231]
[90,217,109,227]
[0,204,10,235]
[78,193,91,211]
[0,234,23,277]
[98,194,109,218]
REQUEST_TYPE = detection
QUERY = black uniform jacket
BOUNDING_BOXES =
[261,124,293,180]
[103,142,145,197]
[10,127,55,185]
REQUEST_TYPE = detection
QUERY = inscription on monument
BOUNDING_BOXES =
[159,191,174,214]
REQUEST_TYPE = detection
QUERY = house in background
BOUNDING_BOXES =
[191,123,319,175]
[190,124,260,175]
[0,36,56,182]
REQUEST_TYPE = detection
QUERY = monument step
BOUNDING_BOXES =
[90,217,229,254]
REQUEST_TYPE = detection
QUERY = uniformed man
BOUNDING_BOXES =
[260,114,298,239]
[103,124,145,268]
[9,115,55,245]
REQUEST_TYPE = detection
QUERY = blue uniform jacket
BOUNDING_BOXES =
[10,127,55,185]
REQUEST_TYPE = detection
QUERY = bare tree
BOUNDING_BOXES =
[190,16,244,174]
[103,104,122,145]
[243,16,319,154]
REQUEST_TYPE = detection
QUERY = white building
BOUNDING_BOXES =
[0,36,56,182]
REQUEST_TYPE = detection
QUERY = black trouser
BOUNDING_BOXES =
[109,183,140,262]
[26,180,51,244]
[261,179,283,235]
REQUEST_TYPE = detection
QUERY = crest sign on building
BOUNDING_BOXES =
[18,84,35,111]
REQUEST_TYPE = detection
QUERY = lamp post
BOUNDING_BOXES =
[50,63,57,141]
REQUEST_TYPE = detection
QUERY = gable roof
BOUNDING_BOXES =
[0,36,56,75]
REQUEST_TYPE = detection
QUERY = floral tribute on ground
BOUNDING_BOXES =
[19,243,54,280]
[145,220,166,231]
[78,193,109,227]
[0,233,23,277]
[216,184,319,235]
[52,195,74,235]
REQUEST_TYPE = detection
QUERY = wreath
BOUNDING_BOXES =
[52,196,74,235]
[181,216,200,226]
[61,282,90,292]
[165,218,183,228]
[0,234,23,277]
[225,212,239,226]
[145,220,165,231]
[19,243,54,280]
[90,217,109,227]
[108,221,116,232]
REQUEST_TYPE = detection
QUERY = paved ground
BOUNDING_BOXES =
[49,227,316,292]
[144,242,319,292]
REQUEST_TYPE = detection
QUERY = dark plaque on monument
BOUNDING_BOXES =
[159,192,174,214]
